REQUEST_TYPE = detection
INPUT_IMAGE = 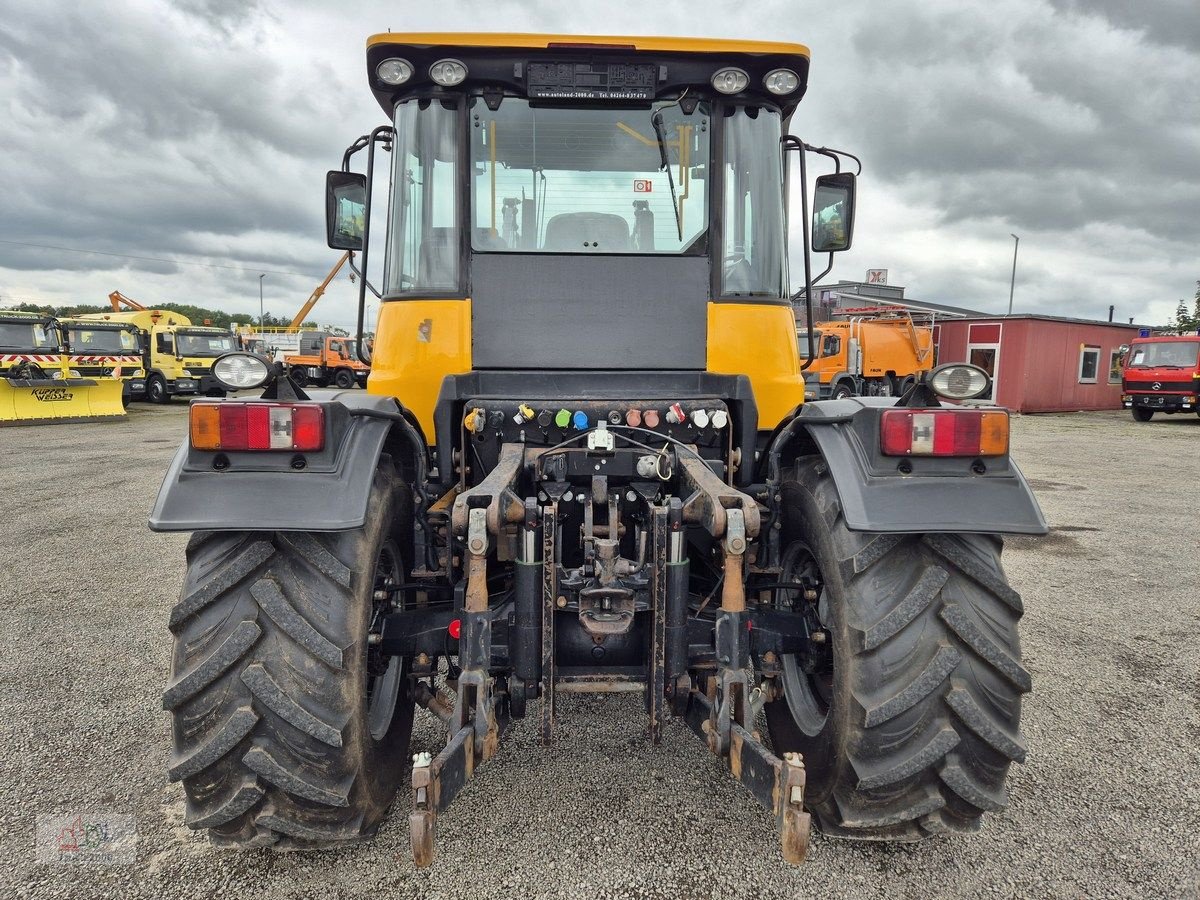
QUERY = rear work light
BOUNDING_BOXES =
[190,402,324,452]
[880,408,1009,457]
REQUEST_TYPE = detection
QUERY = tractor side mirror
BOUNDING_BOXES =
[811,172,856,253]
[326,171,367,251]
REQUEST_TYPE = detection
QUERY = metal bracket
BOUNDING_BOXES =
[409,727,474,867]
[724,508,746,555]
[685,689,811,864]
[466,507,489,556]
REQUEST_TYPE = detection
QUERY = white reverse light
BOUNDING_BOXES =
[429,59,468,87]
[377,58,413,86]
[764,69,800,95]
[711,67,749,94]
[929,363,990,401]
[212,352,271,391]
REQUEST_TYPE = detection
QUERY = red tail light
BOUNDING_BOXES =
[191,402,325,452]
[880,408,1009,457]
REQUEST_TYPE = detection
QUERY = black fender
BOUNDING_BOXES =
[765,397,1047,535]
[149,391,428,533]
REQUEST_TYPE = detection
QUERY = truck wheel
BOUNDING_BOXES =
[766,457,1028,840]
[163,466,415,848]
[830,382,855,400]
[1132,408,1153,422]
[147,374,169,404]
[289,368,309,389]
[334,369,356,390]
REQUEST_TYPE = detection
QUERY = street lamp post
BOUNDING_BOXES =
[258,274,266,331]
[1007,234,1019,316]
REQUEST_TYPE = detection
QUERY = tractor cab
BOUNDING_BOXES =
[327,35,855,437]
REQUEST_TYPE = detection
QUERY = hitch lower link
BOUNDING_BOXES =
[409,505,508,867]
[684,507,812,863]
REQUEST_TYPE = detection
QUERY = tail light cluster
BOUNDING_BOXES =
[880,408,1009,457]
[190,402,324,452]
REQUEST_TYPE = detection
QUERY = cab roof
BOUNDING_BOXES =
[365,32,811,114]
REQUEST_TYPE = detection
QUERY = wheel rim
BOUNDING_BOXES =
[366,538,403,741]
[777,540,834,737]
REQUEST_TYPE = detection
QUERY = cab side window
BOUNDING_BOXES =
[822,335,841,357]
[157,333,173,354]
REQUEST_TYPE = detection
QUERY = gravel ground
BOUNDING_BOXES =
[1,405,1197,899]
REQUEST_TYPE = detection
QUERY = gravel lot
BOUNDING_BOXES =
[2,404,1197,899]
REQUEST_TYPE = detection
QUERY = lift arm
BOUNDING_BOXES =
[108,291,146,312]
[287,252,351,333]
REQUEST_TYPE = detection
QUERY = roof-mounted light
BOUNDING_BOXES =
[429,58,468,87]
[764,68,800,95]
[376,57,413,86]
[711,67,749,95]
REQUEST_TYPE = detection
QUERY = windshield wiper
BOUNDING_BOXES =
[652,111,683,242]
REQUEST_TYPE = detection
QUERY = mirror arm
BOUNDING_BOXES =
[783,135,817,372]
[341,134,371,172]
[354,125,394,367]
[346,252,383,301]
[806,144,862,176]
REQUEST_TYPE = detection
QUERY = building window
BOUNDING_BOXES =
[1078,346,1100,384]
[1108,349,1124,384]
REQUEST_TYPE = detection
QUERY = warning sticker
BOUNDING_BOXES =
[633,179,653,192]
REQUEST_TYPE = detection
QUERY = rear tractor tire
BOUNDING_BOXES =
[163,466,415,848]
[766,457,1029,840]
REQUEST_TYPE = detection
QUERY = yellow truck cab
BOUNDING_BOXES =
[76,310,233,402]
[0,310,125,424]
[801,307,934,399]
[59,316,148,404]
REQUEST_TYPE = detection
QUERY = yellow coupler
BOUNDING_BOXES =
[0,354,126,426]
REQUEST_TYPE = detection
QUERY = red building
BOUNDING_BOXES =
[934,315,1142,413]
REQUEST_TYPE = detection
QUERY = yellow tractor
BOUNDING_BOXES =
[0,310,125,425]
[151,34,1045,863]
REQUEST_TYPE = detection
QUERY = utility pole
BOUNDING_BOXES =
[1007,234,1019,316]
[258,274,266,331]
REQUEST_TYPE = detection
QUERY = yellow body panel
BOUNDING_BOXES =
[707,303,804,429]
[369,300,473,438]
[368,33,810,58]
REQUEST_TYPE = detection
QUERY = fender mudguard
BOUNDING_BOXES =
[777,398,1048,535]
[149,391,418,533]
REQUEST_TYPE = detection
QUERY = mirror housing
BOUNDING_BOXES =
[325,171,367,251]
[811,172,856,253]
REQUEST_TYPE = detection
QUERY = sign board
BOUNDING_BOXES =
[1138,329,1150,338]
[866,269,888,285]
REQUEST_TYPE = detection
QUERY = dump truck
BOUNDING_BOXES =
[59,316,148,405]
[0,310,125,424]
[1121,334,1200,421]
[151,34,1046,864]
[801,307,935,399]
[284,331,370,388]
[77,309,233,402]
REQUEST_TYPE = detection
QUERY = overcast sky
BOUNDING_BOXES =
[2,0,1197,330]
